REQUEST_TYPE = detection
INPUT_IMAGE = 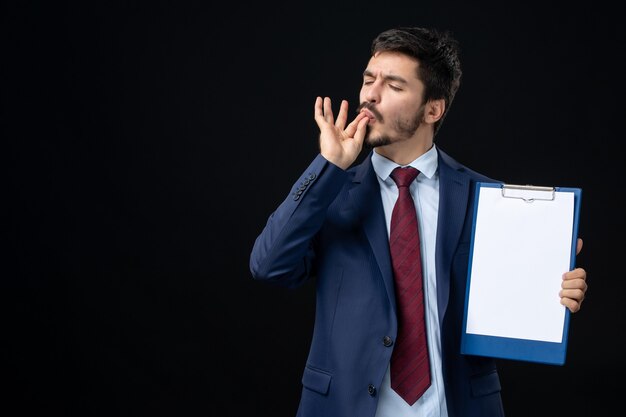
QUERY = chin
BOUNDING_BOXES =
[365,134,392,148]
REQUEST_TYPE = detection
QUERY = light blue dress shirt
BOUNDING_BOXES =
[371,145,449,417]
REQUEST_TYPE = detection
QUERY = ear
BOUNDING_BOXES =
[424,99,445,124]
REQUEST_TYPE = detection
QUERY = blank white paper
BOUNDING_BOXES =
[465,187,575,343]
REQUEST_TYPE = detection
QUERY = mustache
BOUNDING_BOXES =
[356,102,383,122]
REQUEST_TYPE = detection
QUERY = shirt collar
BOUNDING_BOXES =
[371,144,439,182]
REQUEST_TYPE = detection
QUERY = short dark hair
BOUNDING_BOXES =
[371,27,462,136]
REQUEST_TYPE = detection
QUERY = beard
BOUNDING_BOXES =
[363,105,425,149]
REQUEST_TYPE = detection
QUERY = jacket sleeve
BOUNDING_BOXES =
[249,154,348,288]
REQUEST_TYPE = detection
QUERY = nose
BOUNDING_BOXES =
[362,80,381,104]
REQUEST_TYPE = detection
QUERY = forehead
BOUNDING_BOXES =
[365,51,420,80]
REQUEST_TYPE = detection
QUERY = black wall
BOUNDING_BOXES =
[4,1,624,416]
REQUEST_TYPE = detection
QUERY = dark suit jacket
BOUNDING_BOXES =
[250,148,505,417]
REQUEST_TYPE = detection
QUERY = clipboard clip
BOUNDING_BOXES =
[501,183,555,203]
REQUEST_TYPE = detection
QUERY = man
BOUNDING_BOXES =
[249,26,587,417]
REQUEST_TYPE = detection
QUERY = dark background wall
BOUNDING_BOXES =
[4,1,624,416]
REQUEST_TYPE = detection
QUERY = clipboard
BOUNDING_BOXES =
[460,182,582,365]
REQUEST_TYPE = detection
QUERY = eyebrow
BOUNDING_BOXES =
[363,70,408,84]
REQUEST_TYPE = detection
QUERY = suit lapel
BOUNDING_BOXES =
[348,150,472,324]
[436,151,471,324]
[349,156,398,313]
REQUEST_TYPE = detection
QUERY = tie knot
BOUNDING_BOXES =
[390,166,419,188]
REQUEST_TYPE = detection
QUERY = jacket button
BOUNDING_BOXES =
[368,384,376,396]
[383,336,393,347]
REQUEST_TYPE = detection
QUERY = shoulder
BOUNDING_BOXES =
[437,147,498,183]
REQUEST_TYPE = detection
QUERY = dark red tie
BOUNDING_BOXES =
[389,166,431,405]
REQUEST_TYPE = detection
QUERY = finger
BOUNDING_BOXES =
[314,96,322,117]
[344,112,369,137]
[559,285,586,299]
[563,267,586,282]
[576,238,583,255]
[561,279,587,302]
[323,97,335,124]
[335,100,349,130]
[561,278,588,292]
[560,297,582,313]
[314,96,325,125]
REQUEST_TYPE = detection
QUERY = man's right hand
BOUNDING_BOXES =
[314,97,369,170]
